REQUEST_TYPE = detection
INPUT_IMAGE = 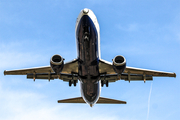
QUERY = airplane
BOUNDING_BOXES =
[4,8,176,107]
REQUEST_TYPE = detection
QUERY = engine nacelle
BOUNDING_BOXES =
[50,54,64,74]
[112,55,126,74]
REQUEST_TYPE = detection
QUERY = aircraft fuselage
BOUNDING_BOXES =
[75,9,101,106]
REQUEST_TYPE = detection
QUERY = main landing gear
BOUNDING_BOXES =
[69,80,77,87]
[101,80,109,87]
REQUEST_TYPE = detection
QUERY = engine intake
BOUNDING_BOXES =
[113,55,126,74]
[50,54,64,73]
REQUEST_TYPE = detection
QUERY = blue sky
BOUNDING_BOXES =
[0,0,179,120]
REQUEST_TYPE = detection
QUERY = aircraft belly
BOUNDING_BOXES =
[76,15,100,105]
[80,80,101,105]
[76,15,99,78]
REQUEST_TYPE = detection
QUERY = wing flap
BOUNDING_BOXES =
[100,74,153,82]
[27,73,78,81]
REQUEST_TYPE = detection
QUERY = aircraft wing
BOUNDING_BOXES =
[99,59,176,82]
[4,59,79,81]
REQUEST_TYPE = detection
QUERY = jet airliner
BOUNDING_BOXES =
[4,8,176,107]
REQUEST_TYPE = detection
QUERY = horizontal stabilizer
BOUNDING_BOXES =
[58,97,85,103]
[97,97,126,104]
[57,97,126,104]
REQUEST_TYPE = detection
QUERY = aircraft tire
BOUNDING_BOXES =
[74,80,77,86]
[69,80,72,87]
[101,80,104,87]
[106,81,109,87]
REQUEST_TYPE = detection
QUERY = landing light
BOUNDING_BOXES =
[83,8,89,14]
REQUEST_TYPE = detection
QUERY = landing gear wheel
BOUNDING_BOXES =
[73,80,77,86]
[69,80,72,87]
[106,81,109,87]
[101,80,104,87]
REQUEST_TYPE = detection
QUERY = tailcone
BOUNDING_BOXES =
[90,104,94,107]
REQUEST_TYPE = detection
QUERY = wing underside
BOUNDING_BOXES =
[4,58,176,82]
[99,59,176,82]
[4,59,79,81]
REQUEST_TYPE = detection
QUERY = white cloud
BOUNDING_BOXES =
[0,86,61,120]
[0,42,48,70]
[0,84,122,120]
[0,51,45,70]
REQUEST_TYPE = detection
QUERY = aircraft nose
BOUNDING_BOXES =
[83,8,89,14]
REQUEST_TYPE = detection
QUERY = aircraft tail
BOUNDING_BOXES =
[57,97,126,104]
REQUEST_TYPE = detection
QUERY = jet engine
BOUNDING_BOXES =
[50,54,64,74]
[112,55,126,74]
